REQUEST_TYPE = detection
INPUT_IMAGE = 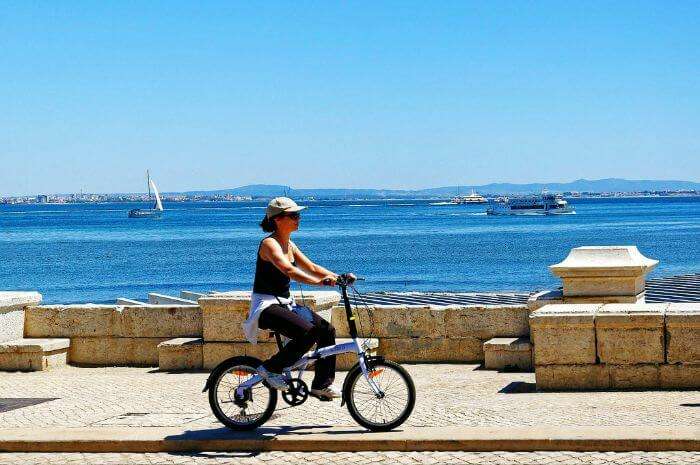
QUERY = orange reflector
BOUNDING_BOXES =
[369,369,384,379]
[232,370,249,377]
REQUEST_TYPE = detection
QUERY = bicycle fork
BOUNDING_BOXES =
[358,352,383,396]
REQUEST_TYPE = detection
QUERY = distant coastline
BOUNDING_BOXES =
[2,192,699,206]
[2,178,699,204]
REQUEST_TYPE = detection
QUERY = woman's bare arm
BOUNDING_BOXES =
[291,242,336,279]
[260,238,326,286]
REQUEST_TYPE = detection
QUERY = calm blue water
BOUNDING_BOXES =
[1,198,698,304]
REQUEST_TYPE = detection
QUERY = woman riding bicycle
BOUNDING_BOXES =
[243,197,355,400]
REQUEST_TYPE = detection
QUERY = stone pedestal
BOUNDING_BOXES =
[549,246,658,303]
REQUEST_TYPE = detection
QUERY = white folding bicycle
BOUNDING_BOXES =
[203,274,416,431]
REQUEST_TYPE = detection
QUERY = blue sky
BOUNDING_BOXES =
[2,1,699,195]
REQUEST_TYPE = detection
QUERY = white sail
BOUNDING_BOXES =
[149,179,164,211]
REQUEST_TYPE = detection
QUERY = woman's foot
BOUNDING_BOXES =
[256,366,288,390]
[310,385,342,401]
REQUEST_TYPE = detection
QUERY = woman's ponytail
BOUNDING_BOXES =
[260,216,276,232]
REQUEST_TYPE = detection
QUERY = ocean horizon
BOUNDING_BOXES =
[1,197,698,305]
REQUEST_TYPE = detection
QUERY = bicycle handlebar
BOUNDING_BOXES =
[335,273,364,287]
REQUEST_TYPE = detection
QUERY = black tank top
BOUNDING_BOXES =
[252,240,294,298]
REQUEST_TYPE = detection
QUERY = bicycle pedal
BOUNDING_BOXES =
[309,393,334,402]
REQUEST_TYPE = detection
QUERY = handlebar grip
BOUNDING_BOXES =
[336,274,364,286]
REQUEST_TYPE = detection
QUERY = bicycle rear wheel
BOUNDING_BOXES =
[344,360,415,431]
[208,356,277,430]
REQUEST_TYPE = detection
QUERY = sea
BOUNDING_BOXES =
[1,197,698,304]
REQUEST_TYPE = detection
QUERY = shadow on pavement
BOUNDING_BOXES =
[498,381,537,394]
[165,423,382,442]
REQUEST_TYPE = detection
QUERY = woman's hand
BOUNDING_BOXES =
[319,275,337,286]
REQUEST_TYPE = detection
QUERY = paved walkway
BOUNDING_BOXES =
[0,365,698,463]
[1,451,699,465]
[0,365,697,429]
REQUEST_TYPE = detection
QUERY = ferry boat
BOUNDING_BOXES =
[450,189,487,204]
[128,170,164,218]
[486,192,574,215]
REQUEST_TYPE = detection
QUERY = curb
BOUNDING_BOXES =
[0,426,698,453]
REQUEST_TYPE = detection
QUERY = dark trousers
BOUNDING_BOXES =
[258,304,336,390]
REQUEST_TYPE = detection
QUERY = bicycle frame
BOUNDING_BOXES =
[234,281,382,398]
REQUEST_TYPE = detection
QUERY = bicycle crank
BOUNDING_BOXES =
[282,379,309,406]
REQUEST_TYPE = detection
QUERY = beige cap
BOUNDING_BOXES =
[266,197,306,219]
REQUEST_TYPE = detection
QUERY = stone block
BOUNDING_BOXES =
[180,291,207,301]
[332,305,445,338]
[665,303,700,365]
[203,341,278,369]
[535,364,610,391]
[25,305,123,338]
[378,337,483,363]
[208,291,340,312]
[202,338,375,370]
[158,338,203,371]
[0,292,42,343]
[201,292,340,342]
[529,304,600,365]
[292,291,341,312]
[483,337,532,371]
[148,293,198,305]
[527,290,563,312]
[199,296,250,342]
[0,338,69,371]
[445,305,530,339]
[549,246,658,299]
[1,310,25,344]
[527,289,645,311]
[69,337,169,367]
[564,294,645,305]
[0,291,43,311]
[609,364,660,389]
[660,364,700,389]
[120,306,202,338]
[596,303,666,365]
[562,276,646,298]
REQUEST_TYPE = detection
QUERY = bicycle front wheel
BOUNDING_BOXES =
[344,360,415,431]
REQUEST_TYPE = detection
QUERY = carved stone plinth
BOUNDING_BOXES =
[549,246,658,303]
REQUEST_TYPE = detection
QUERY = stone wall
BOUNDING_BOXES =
[199,292,341,369]
[24,304,201,366]
[332,304,530,363]
[0,292,42,343]
[531,303,699,390]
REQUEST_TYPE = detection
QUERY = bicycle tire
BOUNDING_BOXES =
[344,359,415,431]
[208,356,277,430]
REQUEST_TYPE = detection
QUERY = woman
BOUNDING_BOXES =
[243,197,354,400]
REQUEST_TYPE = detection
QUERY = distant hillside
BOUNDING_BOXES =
[179,178,700,199]
[420,178,700,195]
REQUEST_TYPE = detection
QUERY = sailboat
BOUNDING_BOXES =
[128,170,164,218]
